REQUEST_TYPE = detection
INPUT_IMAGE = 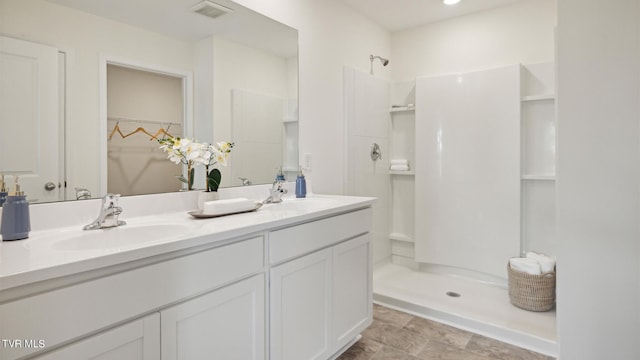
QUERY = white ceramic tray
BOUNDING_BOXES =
[188,202,263,219]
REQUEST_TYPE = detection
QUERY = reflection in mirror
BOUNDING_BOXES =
[0,0,298,204]
[106,64,186,196]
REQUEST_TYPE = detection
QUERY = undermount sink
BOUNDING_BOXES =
[26,223,191,252]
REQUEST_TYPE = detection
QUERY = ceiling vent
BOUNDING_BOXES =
[191,0,233,19]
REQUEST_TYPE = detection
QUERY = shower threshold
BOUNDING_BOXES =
[373,262,557,357]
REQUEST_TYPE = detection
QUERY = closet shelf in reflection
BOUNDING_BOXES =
[107,116,182,126]
[107,117,181,141]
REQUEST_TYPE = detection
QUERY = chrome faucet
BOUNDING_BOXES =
[83,193,126,230]
[264,179,287,204]
[75,187,92,200]
[238,177,252,186]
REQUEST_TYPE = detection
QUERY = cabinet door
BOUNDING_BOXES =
[33,313,160,360]
[270,248,333,360]
[333,234,373,350]
[161,274,266,360]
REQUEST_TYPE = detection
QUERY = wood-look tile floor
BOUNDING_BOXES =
[338,304,555,360]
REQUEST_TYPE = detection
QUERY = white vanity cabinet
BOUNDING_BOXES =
[332,234,372,350]
[32,314,160,360]
[161,274,266,360]
[0,236,265,360]
[0,195,375,360]
[270,248,334,360]
[33,274,266,360]
[269,208,373,360]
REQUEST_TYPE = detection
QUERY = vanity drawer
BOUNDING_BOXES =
[269,208,372,264]
[0,235,264,359]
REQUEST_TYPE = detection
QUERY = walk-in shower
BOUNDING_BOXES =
[344,63,558,358]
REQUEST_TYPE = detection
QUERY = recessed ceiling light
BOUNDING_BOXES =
[443,0,461,5]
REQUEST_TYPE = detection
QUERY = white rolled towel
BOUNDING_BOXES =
[202,197,255,215]
[526,252,556,273]
[390,165,410,171]
[509,257,542,275]
[390,159,409,166]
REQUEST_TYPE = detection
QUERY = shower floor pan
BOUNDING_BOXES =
[373,262,557,357]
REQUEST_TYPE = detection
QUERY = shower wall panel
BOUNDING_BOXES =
[344,67,391,265]
[414,65,521,279]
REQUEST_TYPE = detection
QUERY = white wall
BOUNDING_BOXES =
[557,0,640,358]
[231,0,392,194]
[391,0,556,81]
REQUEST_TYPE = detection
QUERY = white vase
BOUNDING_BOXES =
[197,191,219,210]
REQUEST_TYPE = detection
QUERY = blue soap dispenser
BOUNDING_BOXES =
[0,174,7,207]
[1,176,31,241]
[295,166,307,198]
[276,166,286,182]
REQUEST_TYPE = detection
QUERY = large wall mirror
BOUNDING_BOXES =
[0,0,298,204]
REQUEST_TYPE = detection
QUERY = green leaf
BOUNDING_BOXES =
[207,168,222,192]
[188,167,195,190]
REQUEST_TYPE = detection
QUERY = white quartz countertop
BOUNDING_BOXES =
[0,194,375,292]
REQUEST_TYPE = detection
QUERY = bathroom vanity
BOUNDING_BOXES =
[0,192,374,360]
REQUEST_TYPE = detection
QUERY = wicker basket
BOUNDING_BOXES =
[507,263,556,312]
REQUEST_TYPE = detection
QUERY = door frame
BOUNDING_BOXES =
[98,54,193,197]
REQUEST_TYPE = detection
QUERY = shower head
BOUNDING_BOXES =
[370,54,389,66]
[369,54,389,75]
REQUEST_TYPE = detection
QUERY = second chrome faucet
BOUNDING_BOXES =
[264,178,287,204]
[83,194,126,230]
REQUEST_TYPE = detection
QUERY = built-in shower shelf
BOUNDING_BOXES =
[390,170,415,176]
[521,94,555,102]
[390,106,415,113]
[522,174,556,181]
[389,233,414,243]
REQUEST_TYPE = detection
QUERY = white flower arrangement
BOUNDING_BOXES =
[203,141,234,192]
[159,137,234,191]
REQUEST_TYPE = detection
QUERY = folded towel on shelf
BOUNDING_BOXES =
[526,252,556,273]
[390,159,409,166]
[390,165,410,171]
[509,257,542,275]
[202,197,255,215]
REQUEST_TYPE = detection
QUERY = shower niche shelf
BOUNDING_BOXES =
[389,232,414,243]
[389,170,415,176]
[389,106,415,176]
[520,62,557,258]
[522,174,555,181]
[521,92,555,181]
[388,81,417,268]
[390,106,415,113]
[521,94,554,102]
